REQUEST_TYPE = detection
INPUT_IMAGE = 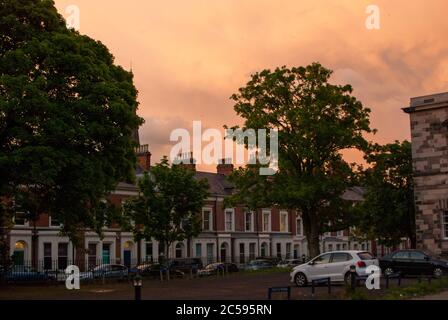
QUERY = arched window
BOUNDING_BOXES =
[13,241,27,265]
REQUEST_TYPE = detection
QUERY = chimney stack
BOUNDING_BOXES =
[135,144,151,171]
[217,158,234,176]
[175,152,196,172]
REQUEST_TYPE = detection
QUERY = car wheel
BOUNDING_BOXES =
[383,267,394,277]
[433,267,444,278]
[344,271,355,285]
[294,272,307,287]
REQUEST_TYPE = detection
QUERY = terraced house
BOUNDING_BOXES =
[9,136,392,270]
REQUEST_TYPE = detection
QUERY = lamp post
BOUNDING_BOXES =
[133,274,142,301]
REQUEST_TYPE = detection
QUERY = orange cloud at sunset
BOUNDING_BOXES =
[54,0,448,172]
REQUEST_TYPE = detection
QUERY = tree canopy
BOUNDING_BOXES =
[0,0,143,248]
[226,63,374,257]
[354,140,416,248]
[123,158,209,260]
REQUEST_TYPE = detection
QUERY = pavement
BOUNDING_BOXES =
[414,291,448,300]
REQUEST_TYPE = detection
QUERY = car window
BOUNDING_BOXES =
[357,252,374,260]
[393,251,410,259]
[409,251,427,260]
[331,253,351,263]
[313,253,331,264]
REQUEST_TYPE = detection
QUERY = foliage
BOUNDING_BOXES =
[354,140,416,248]
[123,157,209,257]
[226,63,374,257]
[0,0,143,247]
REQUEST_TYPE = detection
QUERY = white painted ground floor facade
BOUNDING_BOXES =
[8,228,385,271]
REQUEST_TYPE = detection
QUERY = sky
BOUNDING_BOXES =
[54,0,448,172]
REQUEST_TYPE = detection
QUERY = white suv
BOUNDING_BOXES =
[290,251,379,287]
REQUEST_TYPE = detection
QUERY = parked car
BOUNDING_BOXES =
[277,259,302,269]
[198,263,239,276]
[167,258,203,274]
[379,249,448,278]
[131,263,185,279]
[5,266,56,282]
[80,264,129,281]
[245,259,275,271]
[290,251,379,287]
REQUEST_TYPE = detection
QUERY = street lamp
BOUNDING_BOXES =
[133,274,142,301]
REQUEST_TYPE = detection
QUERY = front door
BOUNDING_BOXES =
[123,250,131,267]
[102,244,111,265]
[13,250,24,266]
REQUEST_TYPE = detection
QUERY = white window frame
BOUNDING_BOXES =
[202,208,213,231]
[244,211,254,232]
[280,210,289,232]
[336,230,344,237]
[49,216,62,228]
[224,209,235,232]
[262,210,271,232]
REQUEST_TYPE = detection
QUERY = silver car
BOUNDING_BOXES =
[290,251,379,287]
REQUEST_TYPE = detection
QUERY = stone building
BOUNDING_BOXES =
[404,92,448,256]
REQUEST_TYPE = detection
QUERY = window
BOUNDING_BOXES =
[88,243,97,268]
[145,242,153,262]
[286,243,292,259]
[225,209,234,231]
[44,243,52,270]
[328,244,333,252]
[50,215,61,227]
[262,210,271,232]
[195,243,202,258]
[206,243,214,264]
[175,243,184,258]
[358,252,374,260]
[249,243,256,260]
[245,212,253,232]
[58,243,68,270]
[312,253,331,265]
[409,251,427,261]
[296,218,303,236]
[331,252,351,263]
[276,243,282,259]
[239,243,245,263]
[393,251,410,260]
[280,211,288,232]
[202,208,212,231]
[336,244,341,251]
[336,230,344,237]
[13,211,27,226]
[444,211,448,238]
[260,243,268,257]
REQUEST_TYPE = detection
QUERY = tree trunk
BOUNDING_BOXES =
[301,207,321,258]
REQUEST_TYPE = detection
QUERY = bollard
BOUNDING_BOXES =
[350,265,357,292]
[159,269,163,282]
[133,275,142,301]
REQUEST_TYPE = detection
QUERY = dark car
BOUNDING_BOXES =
[5,266,56,282]
[131,263,184,279]
[245,259,275,271]
[167,258,203,274]
[80,264,129,281]
[379,250,448,278]
[197,263,239,277]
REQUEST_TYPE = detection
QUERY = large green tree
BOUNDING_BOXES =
[354,141,416,248]
[0,0,143,255]
[226,63,374,257]
[123,158,209,261]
